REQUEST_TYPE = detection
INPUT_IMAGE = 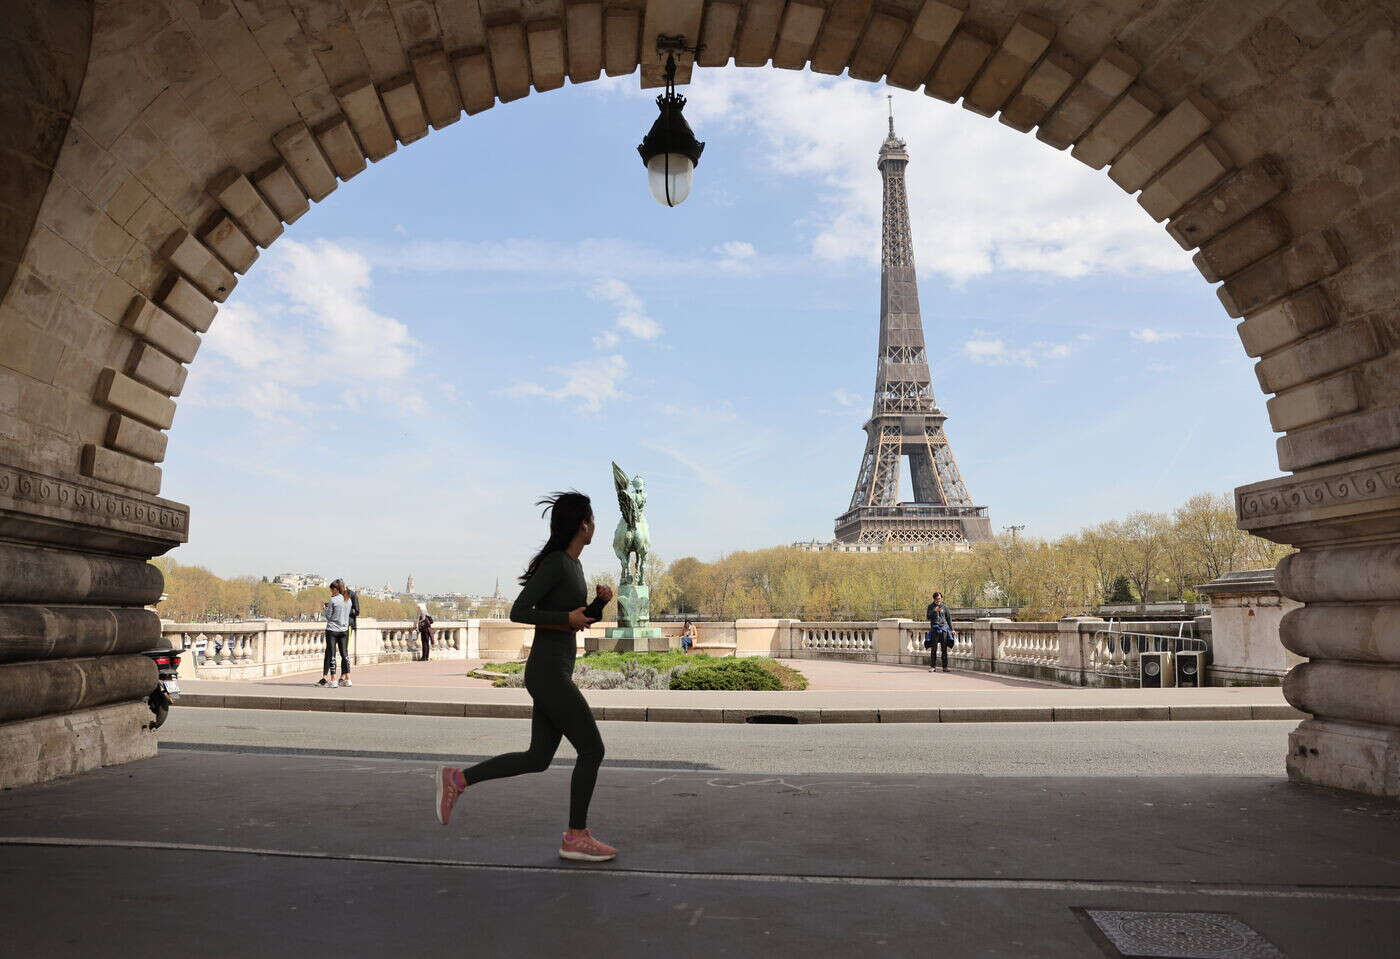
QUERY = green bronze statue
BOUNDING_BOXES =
[611,461,650,586]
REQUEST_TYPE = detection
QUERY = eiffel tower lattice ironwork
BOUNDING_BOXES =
[834,103,993,548]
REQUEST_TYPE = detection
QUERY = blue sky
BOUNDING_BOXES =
[165,69,1278,595]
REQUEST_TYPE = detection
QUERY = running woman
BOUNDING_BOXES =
[434,491,616,861]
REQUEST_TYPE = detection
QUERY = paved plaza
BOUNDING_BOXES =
[179,657,1304,724]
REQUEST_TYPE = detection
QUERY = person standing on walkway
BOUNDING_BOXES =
[926,591,955,673]
[416,602,434,661]
[434,491,617,862]
[319,580,352,687]
[345,584,360,649]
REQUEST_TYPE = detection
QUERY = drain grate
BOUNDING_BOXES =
[1079,909,1287,959]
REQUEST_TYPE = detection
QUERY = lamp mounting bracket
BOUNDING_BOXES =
[655,34,704,58]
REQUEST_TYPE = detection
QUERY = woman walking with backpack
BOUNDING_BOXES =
[433,491,616,861]
[926,591,955,673]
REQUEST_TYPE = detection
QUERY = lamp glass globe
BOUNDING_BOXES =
[646,153,694,207]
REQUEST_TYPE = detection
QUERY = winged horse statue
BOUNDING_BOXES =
[611,462,650,586]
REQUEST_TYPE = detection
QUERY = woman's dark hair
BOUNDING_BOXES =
[520,491,593,584]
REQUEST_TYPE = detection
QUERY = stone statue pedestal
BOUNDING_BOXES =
[604,584,664,651]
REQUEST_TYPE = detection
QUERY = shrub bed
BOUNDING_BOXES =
[669,658,781,691]
[471,652,807,691]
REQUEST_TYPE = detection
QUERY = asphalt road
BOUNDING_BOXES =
[161,707,1295,776]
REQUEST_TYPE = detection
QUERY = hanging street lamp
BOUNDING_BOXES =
[637,37,705,207]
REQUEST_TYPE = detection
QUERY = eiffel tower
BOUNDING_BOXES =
[834,102,993,548]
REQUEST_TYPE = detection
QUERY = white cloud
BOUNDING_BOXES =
[714,240,758,273]
[590,278,663,342]
[962,337,1073,366]
[503,354,628,412]
[963,339,1006,360]
[832,387,861,406]
[191,239,428,419]
[1132,328,1181,343]
[683,70,1194,283]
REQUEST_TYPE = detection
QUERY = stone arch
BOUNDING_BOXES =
[1,1,1398,794]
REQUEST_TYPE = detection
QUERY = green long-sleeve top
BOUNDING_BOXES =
[510,551,604,628]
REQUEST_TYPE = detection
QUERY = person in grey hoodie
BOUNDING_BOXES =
[319,580,352,687]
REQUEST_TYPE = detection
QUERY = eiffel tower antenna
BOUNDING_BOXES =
[887,94,894,135]
[833,117,993,549]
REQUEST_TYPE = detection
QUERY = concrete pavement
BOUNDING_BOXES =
[162,707,1301,776]
[178,658,1305,724]
[1,745,1396,957]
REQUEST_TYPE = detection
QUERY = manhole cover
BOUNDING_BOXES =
[1080,909,1286,959]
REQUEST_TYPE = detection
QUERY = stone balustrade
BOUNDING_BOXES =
[797,623,877,659]
[165,614,1245,688]
[162,618,478,680]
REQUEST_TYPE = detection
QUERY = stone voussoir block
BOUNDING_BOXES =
[604,9,640,78]
[1255,318,1380,394]
[254,164,310,224]
[1236,286,1333,357]
[160,275,217,333]
[210,171,283,248]
[565,2,604,81]
[1220,231,1346,318]
[272,122,338,203]
[126,341,187,397]
[1166,157,1285,251]
[733,0,785,68]
[200,215,258,274]
[161,230,236,302]
[1276,406,1400,472]
[1072,84,1162,171]
[926,26,995,103]
[886,0,963,89]
[963,13,1055,117]
[105,413,168,463]
[315,117,366,181]
[1267,371,1361,432]
[380,75,429,144]
[847,12,908,83]
[81,444,162,495]
[451,50,496,115]
[488,23,531,102]
[1036,48,1138,150]
[697,2,740,68]
[526,21,566,92]
[1193,208,1290,282]
[773,2,827,72]
[1139,137,1233,222]
[999,50,1078,133]
[1109,91,1219,193]
[122,297,200,364]
[335,80,397,162]
[94,367,175,430]
[410,48,462,129]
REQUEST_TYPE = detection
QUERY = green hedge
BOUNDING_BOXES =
[669,658,782,691]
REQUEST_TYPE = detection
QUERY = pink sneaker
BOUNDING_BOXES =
[435,766,465,825]
[559,829,617,862]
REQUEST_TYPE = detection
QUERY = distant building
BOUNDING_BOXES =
[405,574,415,595]
[270,572,328,593]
